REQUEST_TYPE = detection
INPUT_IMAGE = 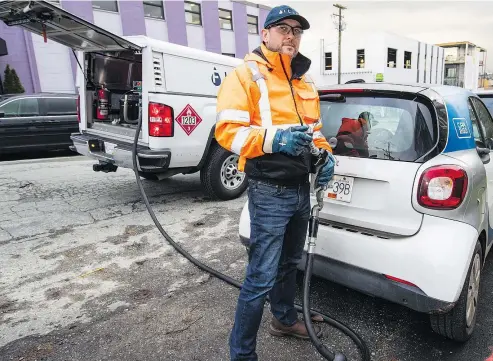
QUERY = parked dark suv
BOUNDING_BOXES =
[0,93,78,154]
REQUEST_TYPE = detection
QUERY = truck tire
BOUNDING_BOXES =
[429,240,482,342]
[200,143,248,200]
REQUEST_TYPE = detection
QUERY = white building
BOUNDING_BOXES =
[437,41,487,91]
[300,30,445,87]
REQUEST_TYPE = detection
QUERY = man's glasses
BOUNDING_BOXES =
[268,23,303,37]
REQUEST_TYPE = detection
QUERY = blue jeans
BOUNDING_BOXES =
[230,178,310,361]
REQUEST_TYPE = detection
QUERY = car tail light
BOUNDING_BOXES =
[417,165,468,209]
[76,94,80,123]
[149,102,173,137]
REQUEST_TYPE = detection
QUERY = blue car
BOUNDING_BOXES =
[239,83,493,342]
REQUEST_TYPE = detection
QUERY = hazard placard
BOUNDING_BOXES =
[175,104,202,136]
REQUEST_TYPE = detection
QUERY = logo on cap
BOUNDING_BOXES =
[279,8,296,15]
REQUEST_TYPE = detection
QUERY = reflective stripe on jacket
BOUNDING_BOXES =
[215,44,332,184]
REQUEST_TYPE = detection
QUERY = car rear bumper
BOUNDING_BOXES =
[240,231,459,314]
[239,208,479,311]
[70,132,171,172]
[297,253,455,314]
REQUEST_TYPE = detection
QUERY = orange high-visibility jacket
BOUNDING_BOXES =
[215,44,332,184]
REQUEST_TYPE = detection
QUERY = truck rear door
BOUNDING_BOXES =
[0,0,141,52]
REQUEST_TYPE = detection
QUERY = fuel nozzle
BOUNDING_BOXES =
[306,125,329,195]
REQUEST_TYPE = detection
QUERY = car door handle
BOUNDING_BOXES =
[47,119,60,123]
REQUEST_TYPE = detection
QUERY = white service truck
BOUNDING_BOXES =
[0,0,248,200]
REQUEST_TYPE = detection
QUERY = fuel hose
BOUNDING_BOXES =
[131,114,371,361]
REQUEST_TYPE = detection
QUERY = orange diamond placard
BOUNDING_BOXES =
[175,104,202,136]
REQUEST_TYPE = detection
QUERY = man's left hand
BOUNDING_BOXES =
[317,152,335,188]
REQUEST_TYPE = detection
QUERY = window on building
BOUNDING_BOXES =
[325,52,332,71]
[447,67,457,78]
[92,1,118,12]
[219,9,233,30]
[222,53,235,57]
[248,15,259,34]
[143,1,164,20]
[387,48,397,68]
[357,49,365,68]
[185,1,202,25]
[404,51,412,69]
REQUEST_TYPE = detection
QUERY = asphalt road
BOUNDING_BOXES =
[1,155,493,361]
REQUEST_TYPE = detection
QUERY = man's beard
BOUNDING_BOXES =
[266,42,298,57]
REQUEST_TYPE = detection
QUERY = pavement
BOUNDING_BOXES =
[1,154,493,361]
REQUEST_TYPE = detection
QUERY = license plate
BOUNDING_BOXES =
[326,175,354,203]
[104,142,116,155]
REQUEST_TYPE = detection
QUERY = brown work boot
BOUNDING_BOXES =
[269,317,323,340]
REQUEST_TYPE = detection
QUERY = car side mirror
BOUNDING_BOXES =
[0,111,4,118]
[477,146,490,164]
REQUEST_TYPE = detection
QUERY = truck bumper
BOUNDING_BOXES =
[70,132,171,172]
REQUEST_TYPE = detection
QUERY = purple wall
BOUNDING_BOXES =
[164,0,187,46]
[61,0,95,84]
[0,23,38,94]
[119,1,146,36]
[24,32,41,93]
[202,1,221,54]
[232,2,249,58]
[258,8,269,33]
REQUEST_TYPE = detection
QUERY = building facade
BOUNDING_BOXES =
[437,41,487,91]
[0,0,270,94]
[301,30,445,86]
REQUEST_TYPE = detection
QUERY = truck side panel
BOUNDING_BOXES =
[146,51,239,168]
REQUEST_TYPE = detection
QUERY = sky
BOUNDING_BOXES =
[256,0,493,72]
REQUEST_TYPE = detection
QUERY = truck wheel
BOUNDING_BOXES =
[200,143,247,200]
[429,240,482,342]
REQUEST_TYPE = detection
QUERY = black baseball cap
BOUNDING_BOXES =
[264,5,310,30]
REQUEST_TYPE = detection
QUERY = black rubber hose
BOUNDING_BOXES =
[303,253,348,361]
[131,113,371,361]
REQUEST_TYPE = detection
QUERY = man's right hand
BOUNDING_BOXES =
[272,125,313,156]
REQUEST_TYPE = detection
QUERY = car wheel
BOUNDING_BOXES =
[430,240,483,342]
[200,143,248,200]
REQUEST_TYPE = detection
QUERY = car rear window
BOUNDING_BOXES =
[319,94,437,162]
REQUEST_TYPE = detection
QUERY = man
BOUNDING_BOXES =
[215,5,335,361]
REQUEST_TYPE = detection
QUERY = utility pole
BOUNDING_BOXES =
[333,4,347,84]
